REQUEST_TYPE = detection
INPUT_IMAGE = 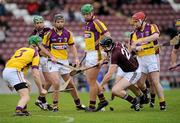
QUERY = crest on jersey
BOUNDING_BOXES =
[84,33,91,38]
[64,37,68,42]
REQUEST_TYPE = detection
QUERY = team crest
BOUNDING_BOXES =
[64,37,67,42]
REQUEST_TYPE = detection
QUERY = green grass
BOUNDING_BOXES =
[0,89,180,123]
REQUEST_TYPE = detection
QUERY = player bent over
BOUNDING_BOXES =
[99,37,141,111]
[2,35,47,116]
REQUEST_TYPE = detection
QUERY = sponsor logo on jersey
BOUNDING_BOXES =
[52,44,67,50]
[84,33,91,38]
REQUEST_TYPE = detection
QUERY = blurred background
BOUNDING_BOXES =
[0,0,179,93]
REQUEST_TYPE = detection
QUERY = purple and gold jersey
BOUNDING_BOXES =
[130,23,160,57]
[111,42,139,72]
[42,28,74,60]
[5,47,40,71]
[84,16,108,51]
[30,27,51,39]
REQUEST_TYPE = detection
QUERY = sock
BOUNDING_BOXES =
[89,100,96,109]
[16,106,23,112]
[74,98,81,107]
[123,94,134,104]
[38,96,47,103]
[98,93,105,102]
[159,101,166,107]
[53,101,58,107]
[142,88,148,95]
[150,93,156,103]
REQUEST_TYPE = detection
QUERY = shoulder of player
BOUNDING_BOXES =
[17,47,37,54]
[93,18,105,25]
[63,28,73,36]
[149,23,158,28]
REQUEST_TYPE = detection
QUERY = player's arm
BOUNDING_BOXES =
[68,32,80,65]
[31,50,47,95]
[94,19,111,38]
[136,24,160,45]
[100,64,118,87]
[171,48,178,66]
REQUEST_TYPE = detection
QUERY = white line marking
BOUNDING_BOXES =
[33,115,74,123]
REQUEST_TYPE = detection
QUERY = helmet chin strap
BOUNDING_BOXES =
[138,16,146,30]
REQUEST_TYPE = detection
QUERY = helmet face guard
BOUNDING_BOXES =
[99,37,114,52]
[132,11,146,29]
[81,4,93,15]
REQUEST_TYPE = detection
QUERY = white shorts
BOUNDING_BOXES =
[116,66,141,84]
[47,59,70,75]
[2,68,27,87]
[156,54,160,70]
[137,54,159,74]
[85,50,106,67]
[39,57,49,72]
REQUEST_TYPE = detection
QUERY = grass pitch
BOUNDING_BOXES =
[0,89,180,123]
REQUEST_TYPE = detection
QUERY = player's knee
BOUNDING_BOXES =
[112,86,120,96]
[52,82,60,90]
[14,82,29,92]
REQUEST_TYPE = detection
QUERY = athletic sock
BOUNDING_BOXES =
[150,93,156,103]
[123,94,134,104]
[98,93,106,103]
[15,106,23,112]
[142,88,148,95]
[38,96,47,103]
[53,101,58,108]
[74,98,81,106]
[89,100,96,109]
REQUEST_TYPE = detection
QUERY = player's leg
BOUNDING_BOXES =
[137,56,150,104]
[48,71,60,112]
[35,71,53,110]
[148,77,156,108]
[61,74,86,110]
[137,73,150,104]
[2,69,31,116]
[112,77,140,111]
[148,54,166,110]
[35,60,52,111]
[85,67,100,111]
[15,85,30,116]
[149,71,166,110]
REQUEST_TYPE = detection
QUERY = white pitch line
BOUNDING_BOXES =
[33,115,74,123]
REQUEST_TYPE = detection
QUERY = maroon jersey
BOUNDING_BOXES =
[30,27,51,39]
[111,42,139,72]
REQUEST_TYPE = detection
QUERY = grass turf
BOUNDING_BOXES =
[0,89,180,123]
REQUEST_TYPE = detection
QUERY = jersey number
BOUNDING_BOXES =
[121,45,130,59]
[15,50,27,58]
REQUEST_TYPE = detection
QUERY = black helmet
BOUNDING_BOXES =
[99,37,114,52]
[100,37,113,47]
